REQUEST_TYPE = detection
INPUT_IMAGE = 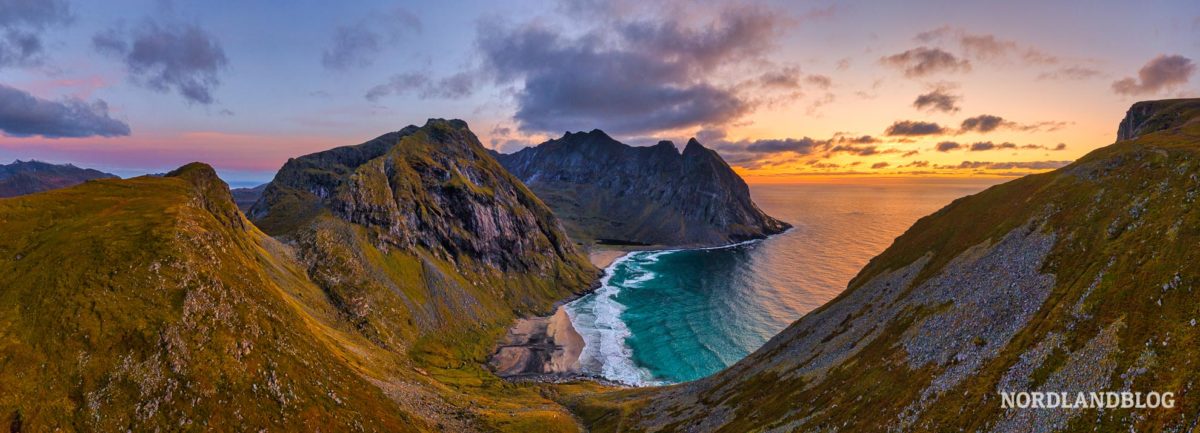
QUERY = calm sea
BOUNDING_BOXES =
[565,179,1004,385]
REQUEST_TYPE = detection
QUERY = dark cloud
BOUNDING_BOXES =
[742,137,820,154]
[365,71,477,101]
[1112,54,1196,96]
[959,114,1006,133]
[1038,65,1102,81]
[936,141,961,152]
[950,140,1066,152]
[880,47,971,77]
[805,74,833,89]
[322,8,421,70]
[901,150,920,157]
[0,83,130,138]
[757,67,801,88]
[829,143,878,156]
[901,160,929,168]
[477,5,780,135]
[93,21,228,105]
[944,160,1071,170]
[871,162,890,169]
[837,134,880,144]
[913,86,961,113]
[0,0,71,68]
[694,128,727,143]
[885,120,947,136]
[958,114,1069,134]
[916,26,1058,65]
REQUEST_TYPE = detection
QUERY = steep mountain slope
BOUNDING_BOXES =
[0,164,428,431]
[494,130,790,247]
[0,160,117,198]
[248,119,602,429]
[570,100,1200,432]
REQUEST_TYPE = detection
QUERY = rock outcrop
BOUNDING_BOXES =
[0,159,116,198]
[1117,98,1200,141]
[494,130,790,247]
[571,100,1200,432]
[248,119,597,346]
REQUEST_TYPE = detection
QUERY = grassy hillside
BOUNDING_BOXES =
[567,102,1200,432]
[0,161,609,432]
[247,119,605,430]
[0,164,429,431]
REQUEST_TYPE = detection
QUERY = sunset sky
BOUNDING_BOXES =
[1,0,1198,185]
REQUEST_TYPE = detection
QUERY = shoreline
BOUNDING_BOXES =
[489,230,791,384]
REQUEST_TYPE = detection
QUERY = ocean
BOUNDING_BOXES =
[565,178,1005,385]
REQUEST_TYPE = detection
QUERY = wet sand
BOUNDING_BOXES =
[589,249,627,269]
[489,306,584,377]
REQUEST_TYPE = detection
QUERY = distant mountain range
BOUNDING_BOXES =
[570,100,1200,432]
[230,183,266,211]
[0,160,116,198]
[494,129,790,247]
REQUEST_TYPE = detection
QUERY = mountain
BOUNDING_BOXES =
[231,183,267,212]
[568,101,1200,432]
[247,119,601,429]
[0,160,116,198]
[493,130,790,247]
[0,164,425,431]
[1,120,605,432]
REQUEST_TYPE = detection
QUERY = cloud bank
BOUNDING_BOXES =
[0,83,130,138]
[0,0,71,68]
[474,4,782,135]
[94,21,228,105]
[1112,55,1195,96]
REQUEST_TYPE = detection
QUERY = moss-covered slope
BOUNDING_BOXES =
[570,101,1200,432]
[0,163,430,431]
[248,119,602,430]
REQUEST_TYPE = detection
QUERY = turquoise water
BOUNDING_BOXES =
[566,179,1002,385]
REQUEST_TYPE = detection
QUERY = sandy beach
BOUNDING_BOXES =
[589,249,627,269]
[488,306,584,377]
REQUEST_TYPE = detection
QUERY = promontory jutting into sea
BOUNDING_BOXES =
[1,1,1197,431]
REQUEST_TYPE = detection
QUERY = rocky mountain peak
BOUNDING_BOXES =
[682,137,718,158]
[494,132,790,246]
[166,162,245,230]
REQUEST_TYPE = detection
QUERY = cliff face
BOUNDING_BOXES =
[244,119,601,429]
[0,160,117,198]
[494,130,790,247]
[573,99,1200,432]
[1117,98,1200,141]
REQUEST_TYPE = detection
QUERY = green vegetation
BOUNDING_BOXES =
[570,101,1200,431]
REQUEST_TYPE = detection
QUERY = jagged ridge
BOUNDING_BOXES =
[494,130,790,247]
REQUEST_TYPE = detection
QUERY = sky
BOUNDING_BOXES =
[0,0,1197,186]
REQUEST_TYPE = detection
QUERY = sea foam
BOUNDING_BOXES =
[565,252,663,386]
[565,239,770,386]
